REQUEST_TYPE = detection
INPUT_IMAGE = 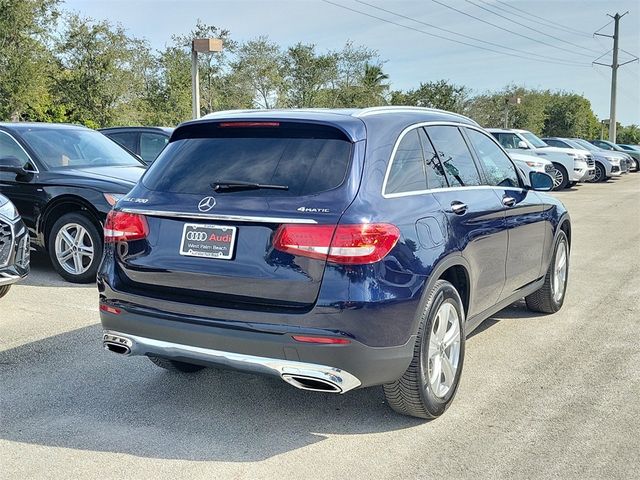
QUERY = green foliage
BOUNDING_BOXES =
[0,0,60,121]
[390,80,468,113]
[0,4,634,138]
[616,125,640,144]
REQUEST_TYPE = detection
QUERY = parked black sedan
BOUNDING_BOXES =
[0,193,29,298]
[0,123,146,283]
[99,126,173,164]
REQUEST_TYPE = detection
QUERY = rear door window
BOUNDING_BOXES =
[143,122,353,196]
[140,132,169,162]
[107,131,138,154]
[425,126,482,187]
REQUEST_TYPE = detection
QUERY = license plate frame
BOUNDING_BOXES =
[179,223,237,260]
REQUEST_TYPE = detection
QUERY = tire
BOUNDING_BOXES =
[0,285,11,299]
[383,280,465,419]
[551,164,568,190]
[568,181,577,187]
[592,162,606,183]
[632,159,640,172]
[525,230,569,314]
[148,355,206,373]
[47,212,102,283]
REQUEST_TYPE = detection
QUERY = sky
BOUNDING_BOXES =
[64,0,640,124]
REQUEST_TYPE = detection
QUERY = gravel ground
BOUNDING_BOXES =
[1,174,639,479]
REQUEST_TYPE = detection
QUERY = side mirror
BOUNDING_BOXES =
[529,171,553,191]
[517,140,529,149]
[0,156,30,176]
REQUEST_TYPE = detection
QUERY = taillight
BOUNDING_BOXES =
[273,223,400,265]
[104,211,149,243]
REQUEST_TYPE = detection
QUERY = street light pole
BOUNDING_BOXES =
[191,45,200,119]
[191,38,224,120]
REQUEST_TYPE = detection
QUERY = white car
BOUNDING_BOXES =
[509,152,556,185]
[487,128,594,190]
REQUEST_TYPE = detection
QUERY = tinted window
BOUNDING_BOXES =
[106,131,138,153]
[0,131,30,164]
[419,128,449,189]
[140,132,169,162]
[492,132,522,149]
[466,129,519,188]
[20,128,141,169]
[385,129,427,194]
[544,139,567,148]
[425,126,481,187]
[520,132,547,148]
[143,123,353,196]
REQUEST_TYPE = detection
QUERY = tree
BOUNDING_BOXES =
[281,43,337,107]
[613,124,640,145]
[542,93,599,138]
[0,0,60,121]
[390,80,468,113]
[232,37,284,108]
[53,14,153,128]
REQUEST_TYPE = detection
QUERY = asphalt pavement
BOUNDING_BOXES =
[1,174,639,479]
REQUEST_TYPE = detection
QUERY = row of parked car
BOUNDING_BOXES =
[0,107,632,419]
[0,119,636,288]
[487,128,639,190]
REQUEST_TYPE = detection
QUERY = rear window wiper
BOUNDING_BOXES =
[211,180,289,192]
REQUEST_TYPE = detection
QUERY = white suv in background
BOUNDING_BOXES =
[487,128,594,190]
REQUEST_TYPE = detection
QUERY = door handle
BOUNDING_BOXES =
[450,201,468,215]
[502,196,516,207]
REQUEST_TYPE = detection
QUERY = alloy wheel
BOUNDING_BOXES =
[593,164,604,182]
[552,168,564,189]
[427,301,461,398]
[552,240,568,303]
[54,223,94,275]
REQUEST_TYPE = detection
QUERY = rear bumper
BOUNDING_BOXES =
[100,308,415,389]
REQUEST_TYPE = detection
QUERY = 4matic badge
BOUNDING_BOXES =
[297,207,330,213]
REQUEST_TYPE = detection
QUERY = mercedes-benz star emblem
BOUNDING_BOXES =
[198,196,216,212]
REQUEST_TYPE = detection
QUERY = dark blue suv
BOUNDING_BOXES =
[99,107,570,418]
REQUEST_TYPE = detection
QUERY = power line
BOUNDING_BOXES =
[353,0,590,66]
[429,0,599,61]
[465,0,603,57]
[492,0,594,38]
[320,0,591,68]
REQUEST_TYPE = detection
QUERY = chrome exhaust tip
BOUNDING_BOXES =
[103,333,133,356]
[282,374,342,393]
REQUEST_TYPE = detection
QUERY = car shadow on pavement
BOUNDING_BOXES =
[0,325,422,462]
[22,253,94,288]
[467,299,543,339]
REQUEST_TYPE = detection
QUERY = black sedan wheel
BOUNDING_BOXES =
[48,213,102,283]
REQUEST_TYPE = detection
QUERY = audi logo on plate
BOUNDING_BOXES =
[186,231,208,241]
[198,196,216,212]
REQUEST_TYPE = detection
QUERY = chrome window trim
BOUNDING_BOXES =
[381,122,524,199]
[0,130,40,174]
[119,208,318,224]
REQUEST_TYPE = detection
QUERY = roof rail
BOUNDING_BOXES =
[353,106,478,125]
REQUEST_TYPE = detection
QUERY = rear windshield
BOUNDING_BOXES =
[142,122,353,196]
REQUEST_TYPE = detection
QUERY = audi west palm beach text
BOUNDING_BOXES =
[0,123,146,283]
[0,194,29,299]
[99,107,571,418]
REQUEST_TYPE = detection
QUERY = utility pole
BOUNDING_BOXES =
[593,12,638,143]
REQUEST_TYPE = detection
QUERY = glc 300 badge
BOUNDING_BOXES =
[198,196,216,212]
